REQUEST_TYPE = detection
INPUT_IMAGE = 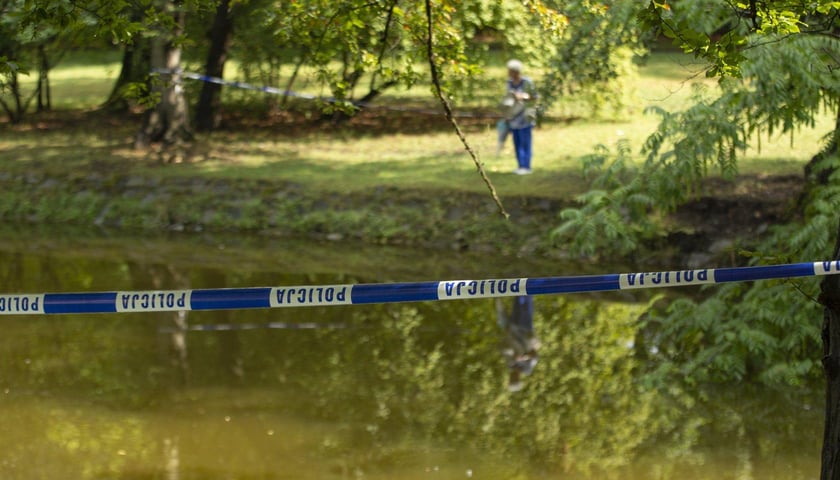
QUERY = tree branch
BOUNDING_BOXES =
[423,0,508,219]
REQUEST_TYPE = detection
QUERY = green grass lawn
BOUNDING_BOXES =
[0,49,832,201]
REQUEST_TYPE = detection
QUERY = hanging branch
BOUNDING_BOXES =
[423,0,509,219]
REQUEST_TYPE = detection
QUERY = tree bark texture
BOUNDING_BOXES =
[194,0,234,132]
[135,1,192,151]
[821,217,840,480]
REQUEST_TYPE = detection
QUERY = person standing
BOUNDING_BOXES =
[503,59,538,175]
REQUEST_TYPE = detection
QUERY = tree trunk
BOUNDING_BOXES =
[194,0,234,132]
[36,44,50,112]
[103,7,149,112]
[821,217,840,480]
[280,54,306,109]
[0,38,24,123]
[135,0,192,152]
[0,69,24,123]
[103,39,151,112]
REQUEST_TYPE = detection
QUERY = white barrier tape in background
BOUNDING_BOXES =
[152,68,499,117]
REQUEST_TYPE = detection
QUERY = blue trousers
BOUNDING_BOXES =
[511,296,534,332]
[511,126,532,170]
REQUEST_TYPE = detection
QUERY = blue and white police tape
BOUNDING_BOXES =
[2,261,840,315]
[152,68,496,117]
[152,68,319,100]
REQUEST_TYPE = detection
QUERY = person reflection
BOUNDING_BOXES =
[496,296,540,392]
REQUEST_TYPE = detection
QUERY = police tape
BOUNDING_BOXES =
[1,261,839,315]
[151,68,498,118]
[154,69,320,100]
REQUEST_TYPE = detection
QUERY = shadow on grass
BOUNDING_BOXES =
[0,109,586,199]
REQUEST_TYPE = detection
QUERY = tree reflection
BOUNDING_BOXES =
[127,261,193,385]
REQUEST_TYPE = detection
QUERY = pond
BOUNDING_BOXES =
[0,228,823,479]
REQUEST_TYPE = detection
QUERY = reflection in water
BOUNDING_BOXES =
[0,240,823,479]
[170,310,190,384]
[164,437,180,480]
[496,296,540,392]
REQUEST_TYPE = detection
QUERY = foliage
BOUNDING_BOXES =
[539,0,646,119]
[225,0,563,112]
[551,140,656,257]
[557,23,840,260]
[555,29,840,254]
[554,0,840,387]
[639,0,840,77]
[1,0,569,121]
[0,0,57,120]
[0,0,208,122]
[642,5,840,389]
[553,79,748,257]
[640,161,840,388]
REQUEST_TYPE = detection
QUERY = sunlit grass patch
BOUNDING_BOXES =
[5,50,122,111]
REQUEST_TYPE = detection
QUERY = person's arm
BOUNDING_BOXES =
[523,79,538,102]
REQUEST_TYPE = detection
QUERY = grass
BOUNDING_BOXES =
[0,48,833,202]
[11,50,123,111]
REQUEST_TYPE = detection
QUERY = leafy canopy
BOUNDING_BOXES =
[557,0,840,388]
[540,0,646,118]
[641,0,840,76]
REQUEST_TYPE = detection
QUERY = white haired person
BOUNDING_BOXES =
[502,59,538,175]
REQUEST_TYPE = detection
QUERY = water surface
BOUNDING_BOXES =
[0,230,822,479]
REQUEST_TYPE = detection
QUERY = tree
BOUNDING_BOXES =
[194,0,236,131]
[4,0,210,147]
[821,220,840,479]
[102,6,151,112]
[3,0,153,120]
[229,0,435,117]
[539,0,646,119]
[220,0,561,121]
[134,0,193,151]
[0,0,68,122]
[554,1,840,478]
